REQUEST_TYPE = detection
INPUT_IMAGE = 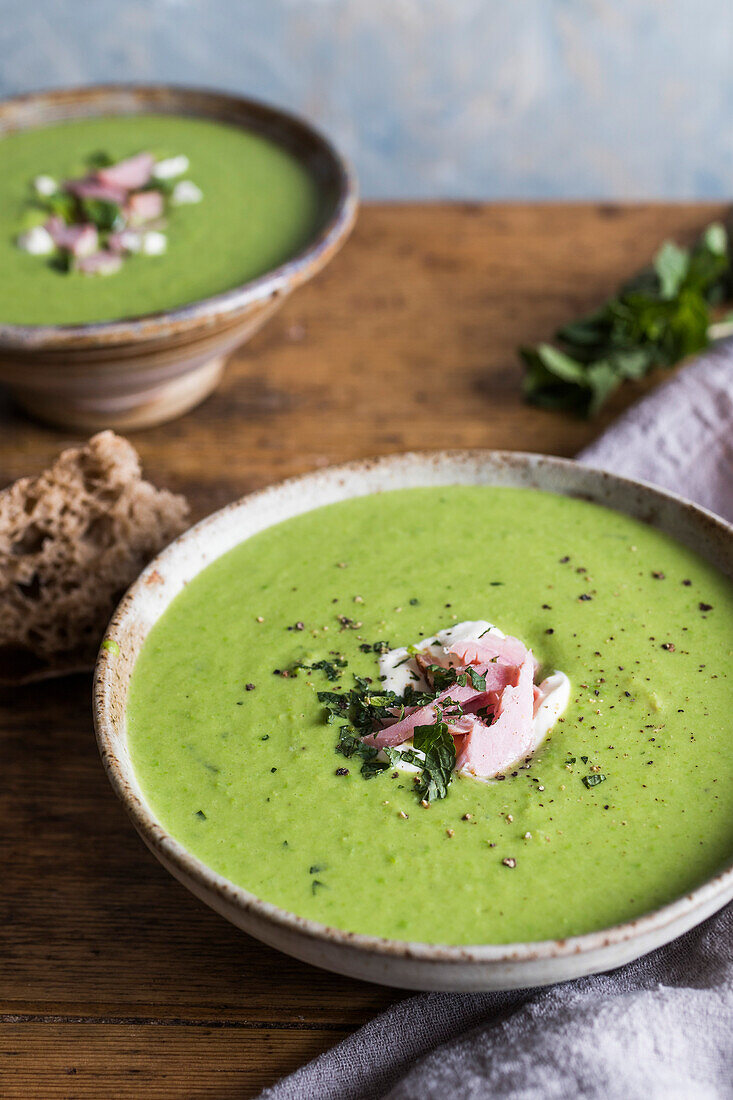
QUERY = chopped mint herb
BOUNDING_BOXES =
[86,150,115,169]
[521,222,733,416]
[422,663,486,693]
[294,656,347,681]
[194,810,206,820]
[582,773,607,788]
[311,879,326,894]
[412,721,457,802]
[80,197,123,232]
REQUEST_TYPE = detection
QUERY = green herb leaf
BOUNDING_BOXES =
[582,773,607,788]
[86,150,115,170]
[42,191,77,224]
[80,197,124,233]
[654,240,689,300]
[296,656,347,682]
[412,721,457,802]
[521,222,732,416]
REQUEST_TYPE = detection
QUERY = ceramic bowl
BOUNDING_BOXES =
[93,451,733,991]
[0,84,357,431]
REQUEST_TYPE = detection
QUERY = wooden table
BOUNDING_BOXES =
[1,203,726,1098]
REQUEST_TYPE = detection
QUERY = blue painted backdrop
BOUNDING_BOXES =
[0,0,730,199]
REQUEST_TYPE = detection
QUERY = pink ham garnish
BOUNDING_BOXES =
[365,683,485,749]
[125,190,164,225]
[76,250,124,276]
[448,634,540,676]
[45,218,98,257]
[65,178,128,205]
[97,152,155,190]
[455,652,537,778]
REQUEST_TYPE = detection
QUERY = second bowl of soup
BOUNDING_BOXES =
[0,85,356,429]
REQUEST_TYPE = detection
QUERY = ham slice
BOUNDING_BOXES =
[65,178,127,205]
[448,634,540,676]
[45,219,98,257]
[97,152,154,190]
[456,652,537,778]
[365,683,485,749]
[125,190,164,226]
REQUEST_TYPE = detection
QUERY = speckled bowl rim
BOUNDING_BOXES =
[0,83,358,346]
[94,450,733,968]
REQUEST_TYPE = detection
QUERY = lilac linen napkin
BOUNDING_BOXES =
[260,345,733,1100]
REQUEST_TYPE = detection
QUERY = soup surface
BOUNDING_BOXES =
[0,114,323,324]
[126,487,733,945]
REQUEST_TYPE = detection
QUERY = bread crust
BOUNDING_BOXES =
[0,431,189,684]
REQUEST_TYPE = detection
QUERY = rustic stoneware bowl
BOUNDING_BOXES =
[0,85,357,431]
[93,451,733,991]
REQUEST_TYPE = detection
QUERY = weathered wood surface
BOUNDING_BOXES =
[1,202,726,1097]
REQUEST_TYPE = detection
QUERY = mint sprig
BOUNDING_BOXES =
[521,222,732,416]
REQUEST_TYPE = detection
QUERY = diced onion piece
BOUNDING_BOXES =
[17,225,55,255]
[141,230,168,256]
[171,180,203,205]
[153,155,190,180]
[33,175,58,197]
[109,229,143,254]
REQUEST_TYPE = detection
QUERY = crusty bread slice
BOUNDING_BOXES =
[0,431,188,685]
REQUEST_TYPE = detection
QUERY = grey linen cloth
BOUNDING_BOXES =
[260,345,733,1100]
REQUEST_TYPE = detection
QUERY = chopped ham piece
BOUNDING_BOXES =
[65,178,128,205]
[125,190,164,226]
[97,152,155,190]
[76,250,124,276]
[45,219,99,257]
[456,653,537,778]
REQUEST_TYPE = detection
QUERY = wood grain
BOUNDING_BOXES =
[0,1023,346,1098]
[0,202,727,1098]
